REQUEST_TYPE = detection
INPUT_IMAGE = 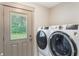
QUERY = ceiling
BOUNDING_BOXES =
[33,2,61,8]
[18,2,61,8]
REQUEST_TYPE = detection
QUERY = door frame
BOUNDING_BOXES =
[0,2,34,56]
[0,5,4,56]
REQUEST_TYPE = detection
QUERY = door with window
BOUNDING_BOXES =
[3,5,33,56]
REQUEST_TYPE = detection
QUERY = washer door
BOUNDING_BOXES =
[49,31,77,56]
[36,31,47,49]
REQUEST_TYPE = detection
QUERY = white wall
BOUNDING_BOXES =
[49,2,79,25]
[19,3,50,55]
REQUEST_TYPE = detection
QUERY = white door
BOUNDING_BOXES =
[3,5,33,56]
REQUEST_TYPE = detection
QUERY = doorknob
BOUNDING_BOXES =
[29,35,32,37]
[29,35,32,41]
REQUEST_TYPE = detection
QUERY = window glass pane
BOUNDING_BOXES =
[10,12,27,40]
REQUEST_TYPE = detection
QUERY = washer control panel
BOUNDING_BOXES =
[66,24,78,30]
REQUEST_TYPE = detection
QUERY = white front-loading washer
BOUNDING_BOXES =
[48,24,78,56]
[36,26,51,56]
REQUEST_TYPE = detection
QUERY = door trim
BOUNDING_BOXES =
[0,5,4,56]
[0,2,34,12]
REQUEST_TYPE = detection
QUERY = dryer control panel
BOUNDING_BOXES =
[44,27,49,29]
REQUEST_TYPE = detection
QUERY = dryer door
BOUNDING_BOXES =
[49,31,77,56]
[36,31,47,49]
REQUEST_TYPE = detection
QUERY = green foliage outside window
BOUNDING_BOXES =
[10,12,27,40]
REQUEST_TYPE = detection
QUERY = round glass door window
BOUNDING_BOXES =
[36,31,47,49]
[49,31,77,56]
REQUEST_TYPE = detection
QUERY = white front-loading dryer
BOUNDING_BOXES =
[36,26,51,56]
[48,24,78,56]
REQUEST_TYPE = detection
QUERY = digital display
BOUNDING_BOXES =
[66,24,78,30]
